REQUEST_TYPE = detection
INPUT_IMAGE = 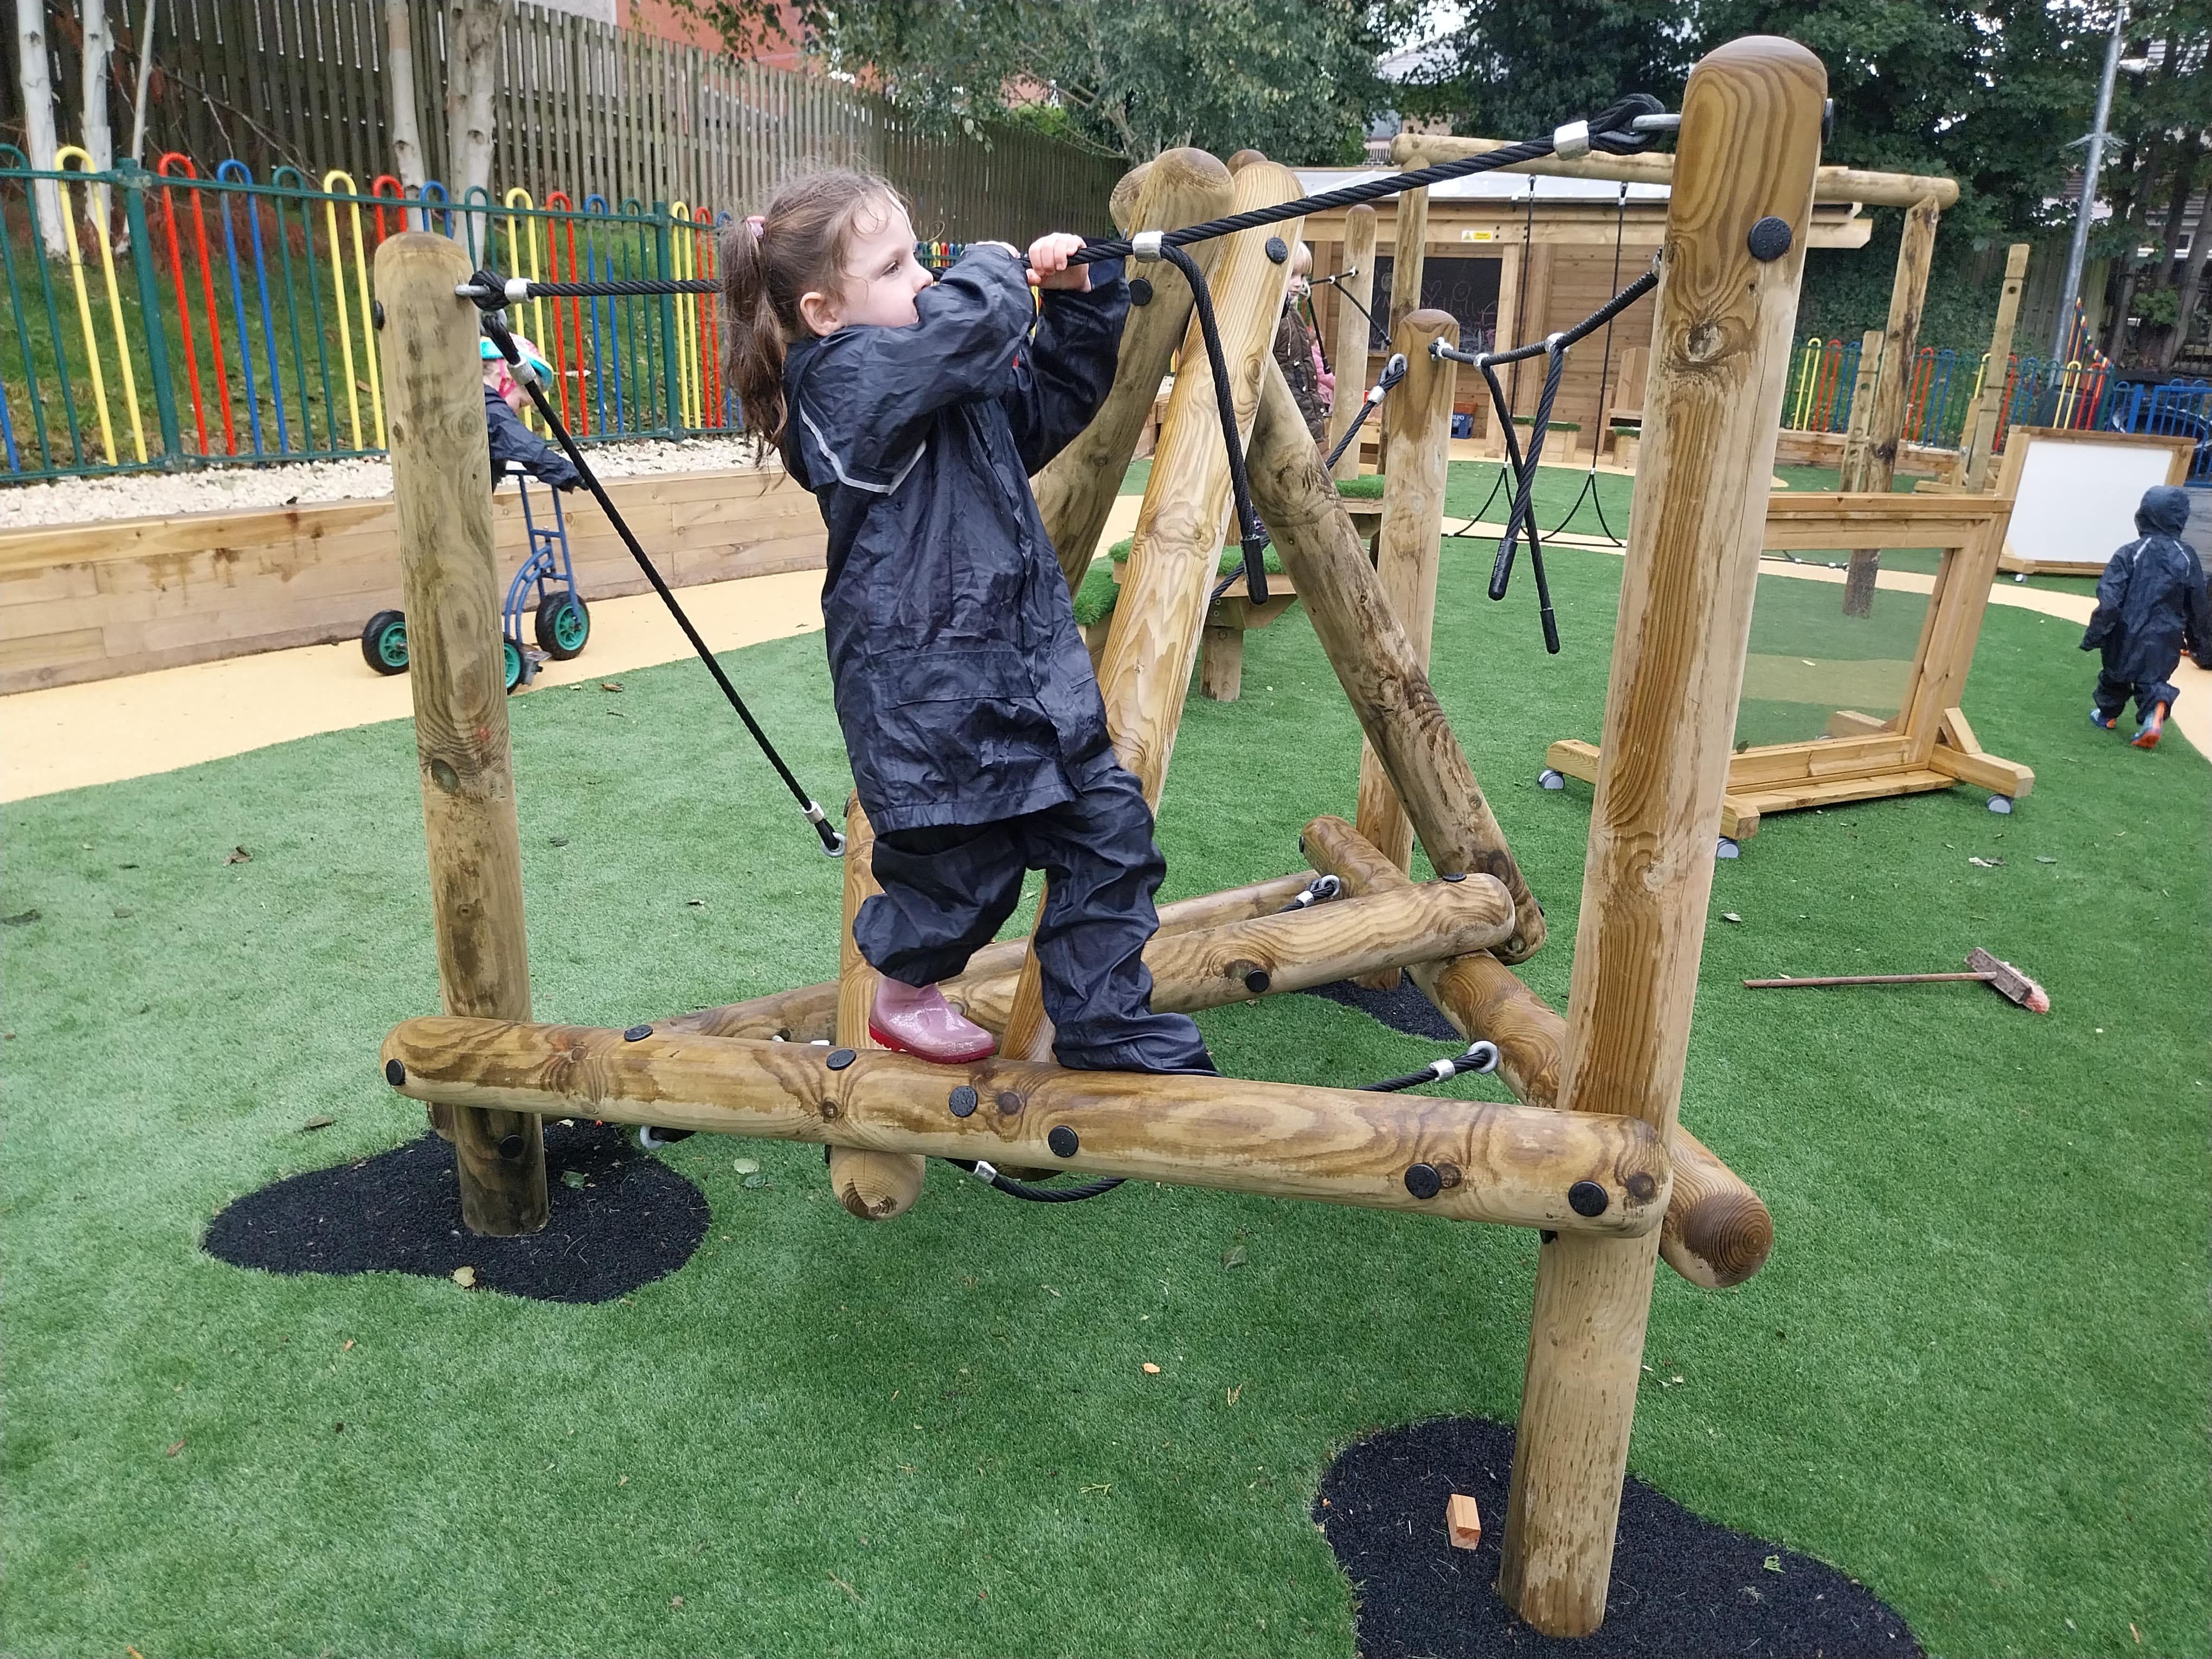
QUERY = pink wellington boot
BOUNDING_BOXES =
[868,977,998,1064]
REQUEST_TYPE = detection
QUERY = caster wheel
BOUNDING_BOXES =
[638,1126,693,1150]
[503,636,532,693]
[1537,768,1565,790]
[1986,795,2014,815]
[535,591,590,659]
[361,609,409,674]
[1715,837,1740,860]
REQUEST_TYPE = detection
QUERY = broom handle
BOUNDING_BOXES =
[1742,972,1995,989]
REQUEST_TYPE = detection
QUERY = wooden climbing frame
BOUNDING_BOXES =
[375,37,1825,1638]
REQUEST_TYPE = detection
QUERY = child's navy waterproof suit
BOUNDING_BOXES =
[2083,484,2210,723]
[781,246,1210,1072]
[484,388,581,491]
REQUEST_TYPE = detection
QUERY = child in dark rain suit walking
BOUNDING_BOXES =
[718,170,1212,1075]
[2084,484,2210,750]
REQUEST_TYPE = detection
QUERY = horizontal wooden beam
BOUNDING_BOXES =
[1300,815,1773,1290]
[943,876,1513,1030]
[1388,133,1959,210]
[381,1018,1670,1236]
[663,871,1322,1044]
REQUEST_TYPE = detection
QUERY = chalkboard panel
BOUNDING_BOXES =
[1367,256,1502,352]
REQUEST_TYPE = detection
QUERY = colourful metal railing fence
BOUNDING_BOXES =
[1,152,976,481]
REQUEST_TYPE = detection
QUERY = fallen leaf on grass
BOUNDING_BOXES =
[732,1157,760,1175]
[1721,912,1742,923]
[828,1572,863,1603]
[224,846,252,864]
[113,907,136,919]
[1763,1555,1783,1573]
[1226,1383,1244,1406]
[342,1339,355,1352]
[1221,1244,1247,1268]
[2,910,40,925]
[600,681,624,692]
[561,1168,586,1188]
[686,898,707,908]
[549,835,570,847]
[2036,856,2058,864]
[619,1475,628,1486]
[1968,856,2004,868]
[670,1596,684,1609]
[451,1265,478,1288]
[165,1439,186,1457]
[299,1116,336,1132]
[1141,1361,1161,1374]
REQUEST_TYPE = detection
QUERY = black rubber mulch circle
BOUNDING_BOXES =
[203,1120,709,1304]
[1317,1417,1922,1658]
[1300,973,1462,1041]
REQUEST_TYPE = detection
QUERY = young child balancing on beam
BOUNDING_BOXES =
[718,169,1213,1075]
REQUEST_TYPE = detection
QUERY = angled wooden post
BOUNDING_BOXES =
[1326,203,1379,481]
[1962,243,2030,491]
[376,230,548,1236]
[1032,149,1236,592]
[1353,306,1457,985]
[1248,358,1546,962]
[1495,38,1825,1637]
[827,797,925,1220]
[1378,187,1430,470]
[998,159,1306,1063]
[1842,194,1941,614]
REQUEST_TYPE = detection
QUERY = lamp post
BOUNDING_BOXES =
[2052,4,2129,366]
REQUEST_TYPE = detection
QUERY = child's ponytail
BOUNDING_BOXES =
[718,168,910,452]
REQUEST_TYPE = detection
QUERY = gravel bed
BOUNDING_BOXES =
[0,435,771,532]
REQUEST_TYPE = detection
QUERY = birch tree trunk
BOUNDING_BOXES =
[385,0,427,190]
[81,0,117,246]
[126,0,157,165]
[14,0,68,257]
[444,0,506,200]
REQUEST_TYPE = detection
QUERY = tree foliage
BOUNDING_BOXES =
[679,0,1419,164]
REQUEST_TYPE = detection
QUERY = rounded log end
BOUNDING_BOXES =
[828,1147,925,1221]
[1667,1186,1776,1289]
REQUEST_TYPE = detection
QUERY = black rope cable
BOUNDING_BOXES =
[1478,350,1565,653]
[944,1159,1125,1203]
[1544,182,1631,545]
[1360,1041,1500,1093]
[1160,241,1274,607]
[480,304,846,856]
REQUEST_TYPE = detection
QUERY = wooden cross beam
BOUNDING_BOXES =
[381,1018,1669,1236]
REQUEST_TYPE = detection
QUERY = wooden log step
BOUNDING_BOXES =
[381,1017,1669,1236]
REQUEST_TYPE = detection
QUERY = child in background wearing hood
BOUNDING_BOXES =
[2083,484,2210,750]
[480,336,581,492]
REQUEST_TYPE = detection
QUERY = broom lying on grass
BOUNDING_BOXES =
[1744,947,2050,1014]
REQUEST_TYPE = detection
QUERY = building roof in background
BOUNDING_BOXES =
[1297,168,1670,204]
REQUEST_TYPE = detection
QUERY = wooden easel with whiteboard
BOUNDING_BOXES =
[1994,427,2195,576]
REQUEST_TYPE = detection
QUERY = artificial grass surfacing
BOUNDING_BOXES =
[4,537,2208,1658]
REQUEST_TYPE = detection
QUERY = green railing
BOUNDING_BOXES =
[1,150,751,482]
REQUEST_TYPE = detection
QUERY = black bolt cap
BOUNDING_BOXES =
[1404,1162,1443,1200]
[1442,872,1467,882]
[1129,276,1154,306]
[1047,1124,1080,1159]
[498,1133,525,1160]
[623,1024,653,1041]
[384,1058,406,1087]
[949,1085,979,1118]
[1747,216,1793,262]
[826,1047,857,1070]
[1265,235,1289,263]
[1243,969,1271,995]
[1567,1179,1609,1217]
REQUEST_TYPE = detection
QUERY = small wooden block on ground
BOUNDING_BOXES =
[1446,1492,1483,1550]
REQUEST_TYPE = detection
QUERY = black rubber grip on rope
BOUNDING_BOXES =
[477,299,844,856]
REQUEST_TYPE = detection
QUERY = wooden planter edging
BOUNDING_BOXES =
[0,465,826,693]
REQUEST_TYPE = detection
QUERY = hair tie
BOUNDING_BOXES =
[745,214,765,241]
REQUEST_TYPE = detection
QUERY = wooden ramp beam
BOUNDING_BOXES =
[381,1018,1669,1237]
[1301,815,1773,1291]
[1246,356,1546,961]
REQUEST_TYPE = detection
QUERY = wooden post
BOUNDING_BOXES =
[1032,150,1237,591]
[1353,306,1457,986]
[1842,195,1941,615]
[375,230,548,1236]
[828,796,925,1220]
[1962,244,2030,491]
[1301,815,1773,1292]
[998,160,1306,1063]
[1327,203,1379,482]
[1836,327,1883,486]
[1494,38,1824,1637]
[1386,188,1429,341]
[1248,358,1546,962]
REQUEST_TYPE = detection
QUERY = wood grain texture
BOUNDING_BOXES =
[1962,245,2030,491]
[381,1017,1669,1236]
[1327,204,1379,483]
[1354,308,1458,922]
[828,796,925,1220]
[1497,40,1826,1638]
[942,877,1513,1031]
[1032,149,1237,591]
[1385,187,1430,355]
[377,232,548,1234]
[1300,815,1771,1291]
[1837,328,1883,493]
[662,872,1322,1043]
[999,160,1306,1064]
[1247,357,1546,961]
[1388,132,1958,209]
[1842,198,1940,614]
